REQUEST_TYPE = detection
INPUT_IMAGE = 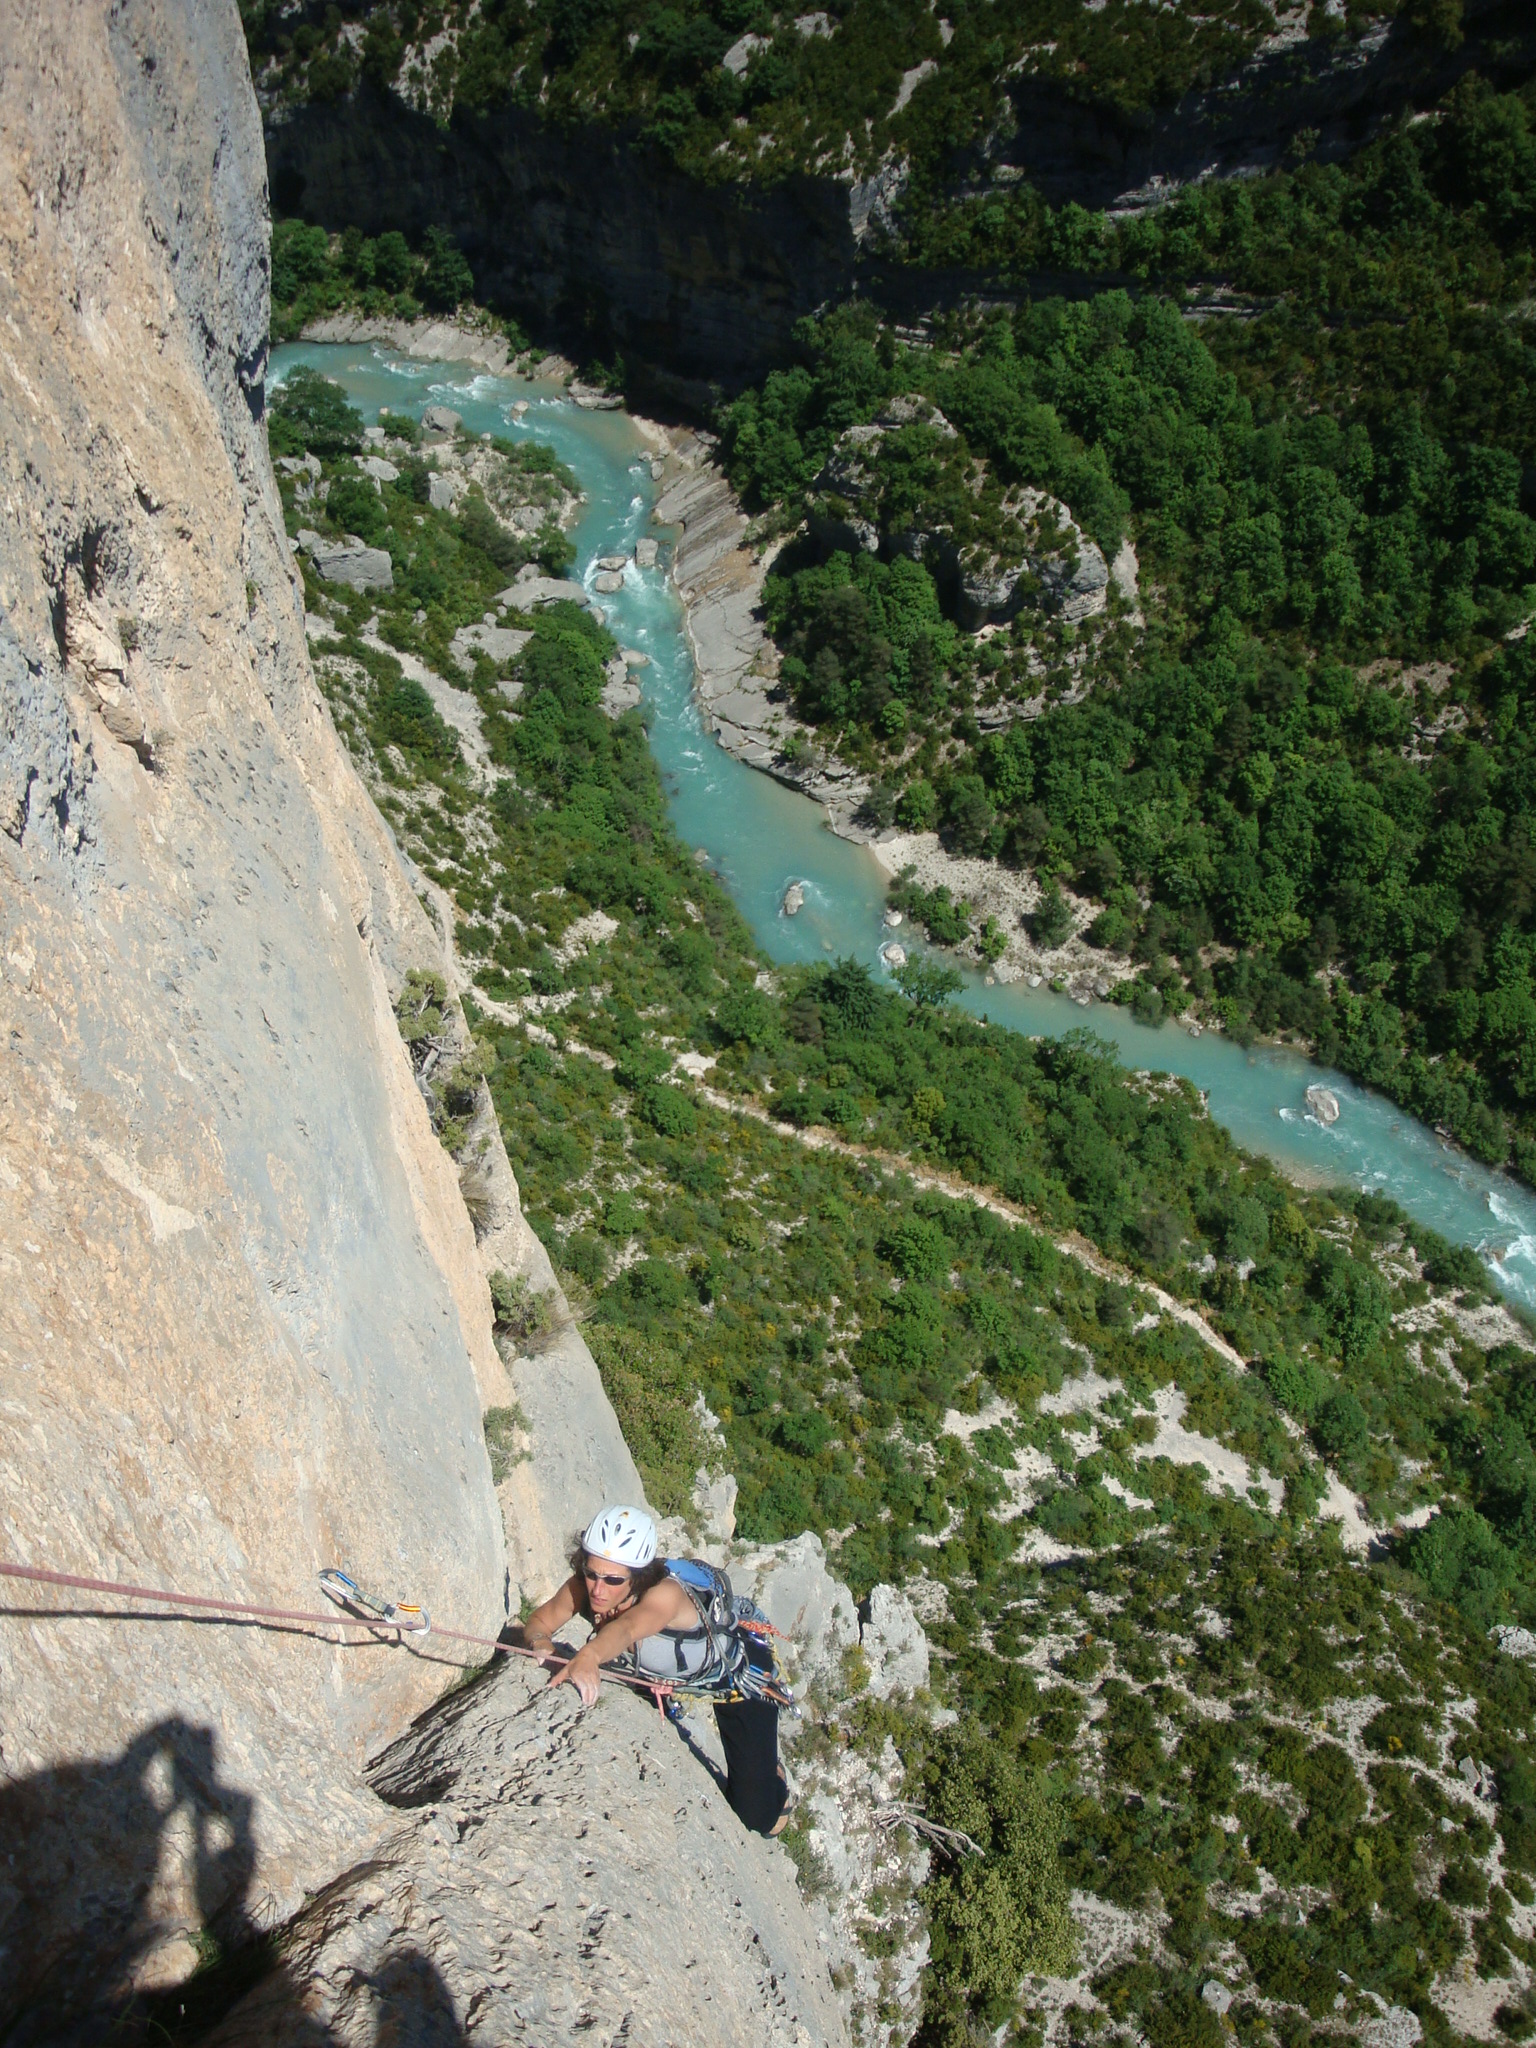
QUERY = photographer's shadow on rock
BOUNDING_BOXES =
[0,1715,466,2047]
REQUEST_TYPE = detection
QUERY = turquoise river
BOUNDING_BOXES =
[273,341,1536,1311]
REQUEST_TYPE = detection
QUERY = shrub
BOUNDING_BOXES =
[395,968,448,1051]
[638,1082,697,1137]
[1408,1504,1518,1629]
[1313,1387,1369,1461]
[1030,883,1073,949]
[488,1270,554,1345]
[268,366,364,459]
[895,958,963,1008]
[1263,1352,1332,1420]
[325,475,386,543]
[482,1404,529,1482]
[881,1216,952,1283]
[420,226,474,311]
[922,1730,1078,2030]
[586,1325,706,1515]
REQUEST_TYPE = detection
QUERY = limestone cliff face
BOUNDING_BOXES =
[0,1,513,2025]
[990,0,1532,211]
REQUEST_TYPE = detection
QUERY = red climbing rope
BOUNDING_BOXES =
[0,1557,797,1711]
[0,1558,661,1698]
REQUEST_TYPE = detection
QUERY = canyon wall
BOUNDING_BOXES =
[264,88,856,401]
[989,0,1533,211]
[259,0,1532,394]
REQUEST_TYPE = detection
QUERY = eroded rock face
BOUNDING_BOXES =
[0,2,512,2024]
[205,1658,851,2048]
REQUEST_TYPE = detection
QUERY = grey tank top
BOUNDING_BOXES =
[630,1620,712,1681]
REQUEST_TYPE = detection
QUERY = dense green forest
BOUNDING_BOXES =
[282,363,1536,2044]
[240,0,1460,190]
[716,71,1536,1183]
[265,217,489,340]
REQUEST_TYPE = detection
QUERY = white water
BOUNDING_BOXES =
[273,342,1536,1312]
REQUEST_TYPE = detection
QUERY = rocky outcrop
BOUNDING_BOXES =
[654,432,875,836]
[811,402,1112,630]
[992,0,1532,212]
[0,3,634,2031]
[205,1655,850,2048]
[295,527,395,590]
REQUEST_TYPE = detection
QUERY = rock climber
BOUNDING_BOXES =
[521,1504,791,1838]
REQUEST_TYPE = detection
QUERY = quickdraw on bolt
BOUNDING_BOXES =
[319,1567,431,1637]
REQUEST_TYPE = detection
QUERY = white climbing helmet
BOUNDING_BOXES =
[583,1505,658,1569]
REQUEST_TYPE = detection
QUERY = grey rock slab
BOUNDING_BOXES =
[601,656,642,717]
[722,29,770,72]
[634,535,659,568]
[593,568,624,594]
[358,632,489,777]
[0,7,542,2024]
[426,472,461,511]
[207,1660,849,2048]
[450,620,531,671]
[306,536,395,592]
[733,1533,859,1696]
[420,403,461,439]
[497,570,592,610]
[861,1585,929,1698]
[356,455,399,484]
[693,1469,738,1542]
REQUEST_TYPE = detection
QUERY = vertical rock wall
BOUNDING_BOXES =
[0,0,511,2025]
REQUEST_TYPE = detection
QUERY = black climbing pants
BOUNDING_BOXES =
[713,1643,785,1835]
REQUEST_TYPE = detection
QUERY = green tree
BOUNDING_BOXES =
[421,227,475,312]
[268,367,363,459]
[922,1731,1078,2036]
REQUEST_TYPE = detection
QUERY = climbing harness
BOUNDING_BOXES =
[619,1558,798,1714]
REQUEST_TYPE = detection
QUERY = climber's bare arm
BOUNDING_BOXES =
[521,1575,582,1660]
[548,1579,696,1706]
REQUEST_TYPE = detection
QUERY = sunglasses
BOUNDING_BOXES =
[583,1565,630,1587]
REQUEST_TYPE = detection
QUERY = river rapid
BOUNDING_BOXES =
[273,341,1536,1311]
